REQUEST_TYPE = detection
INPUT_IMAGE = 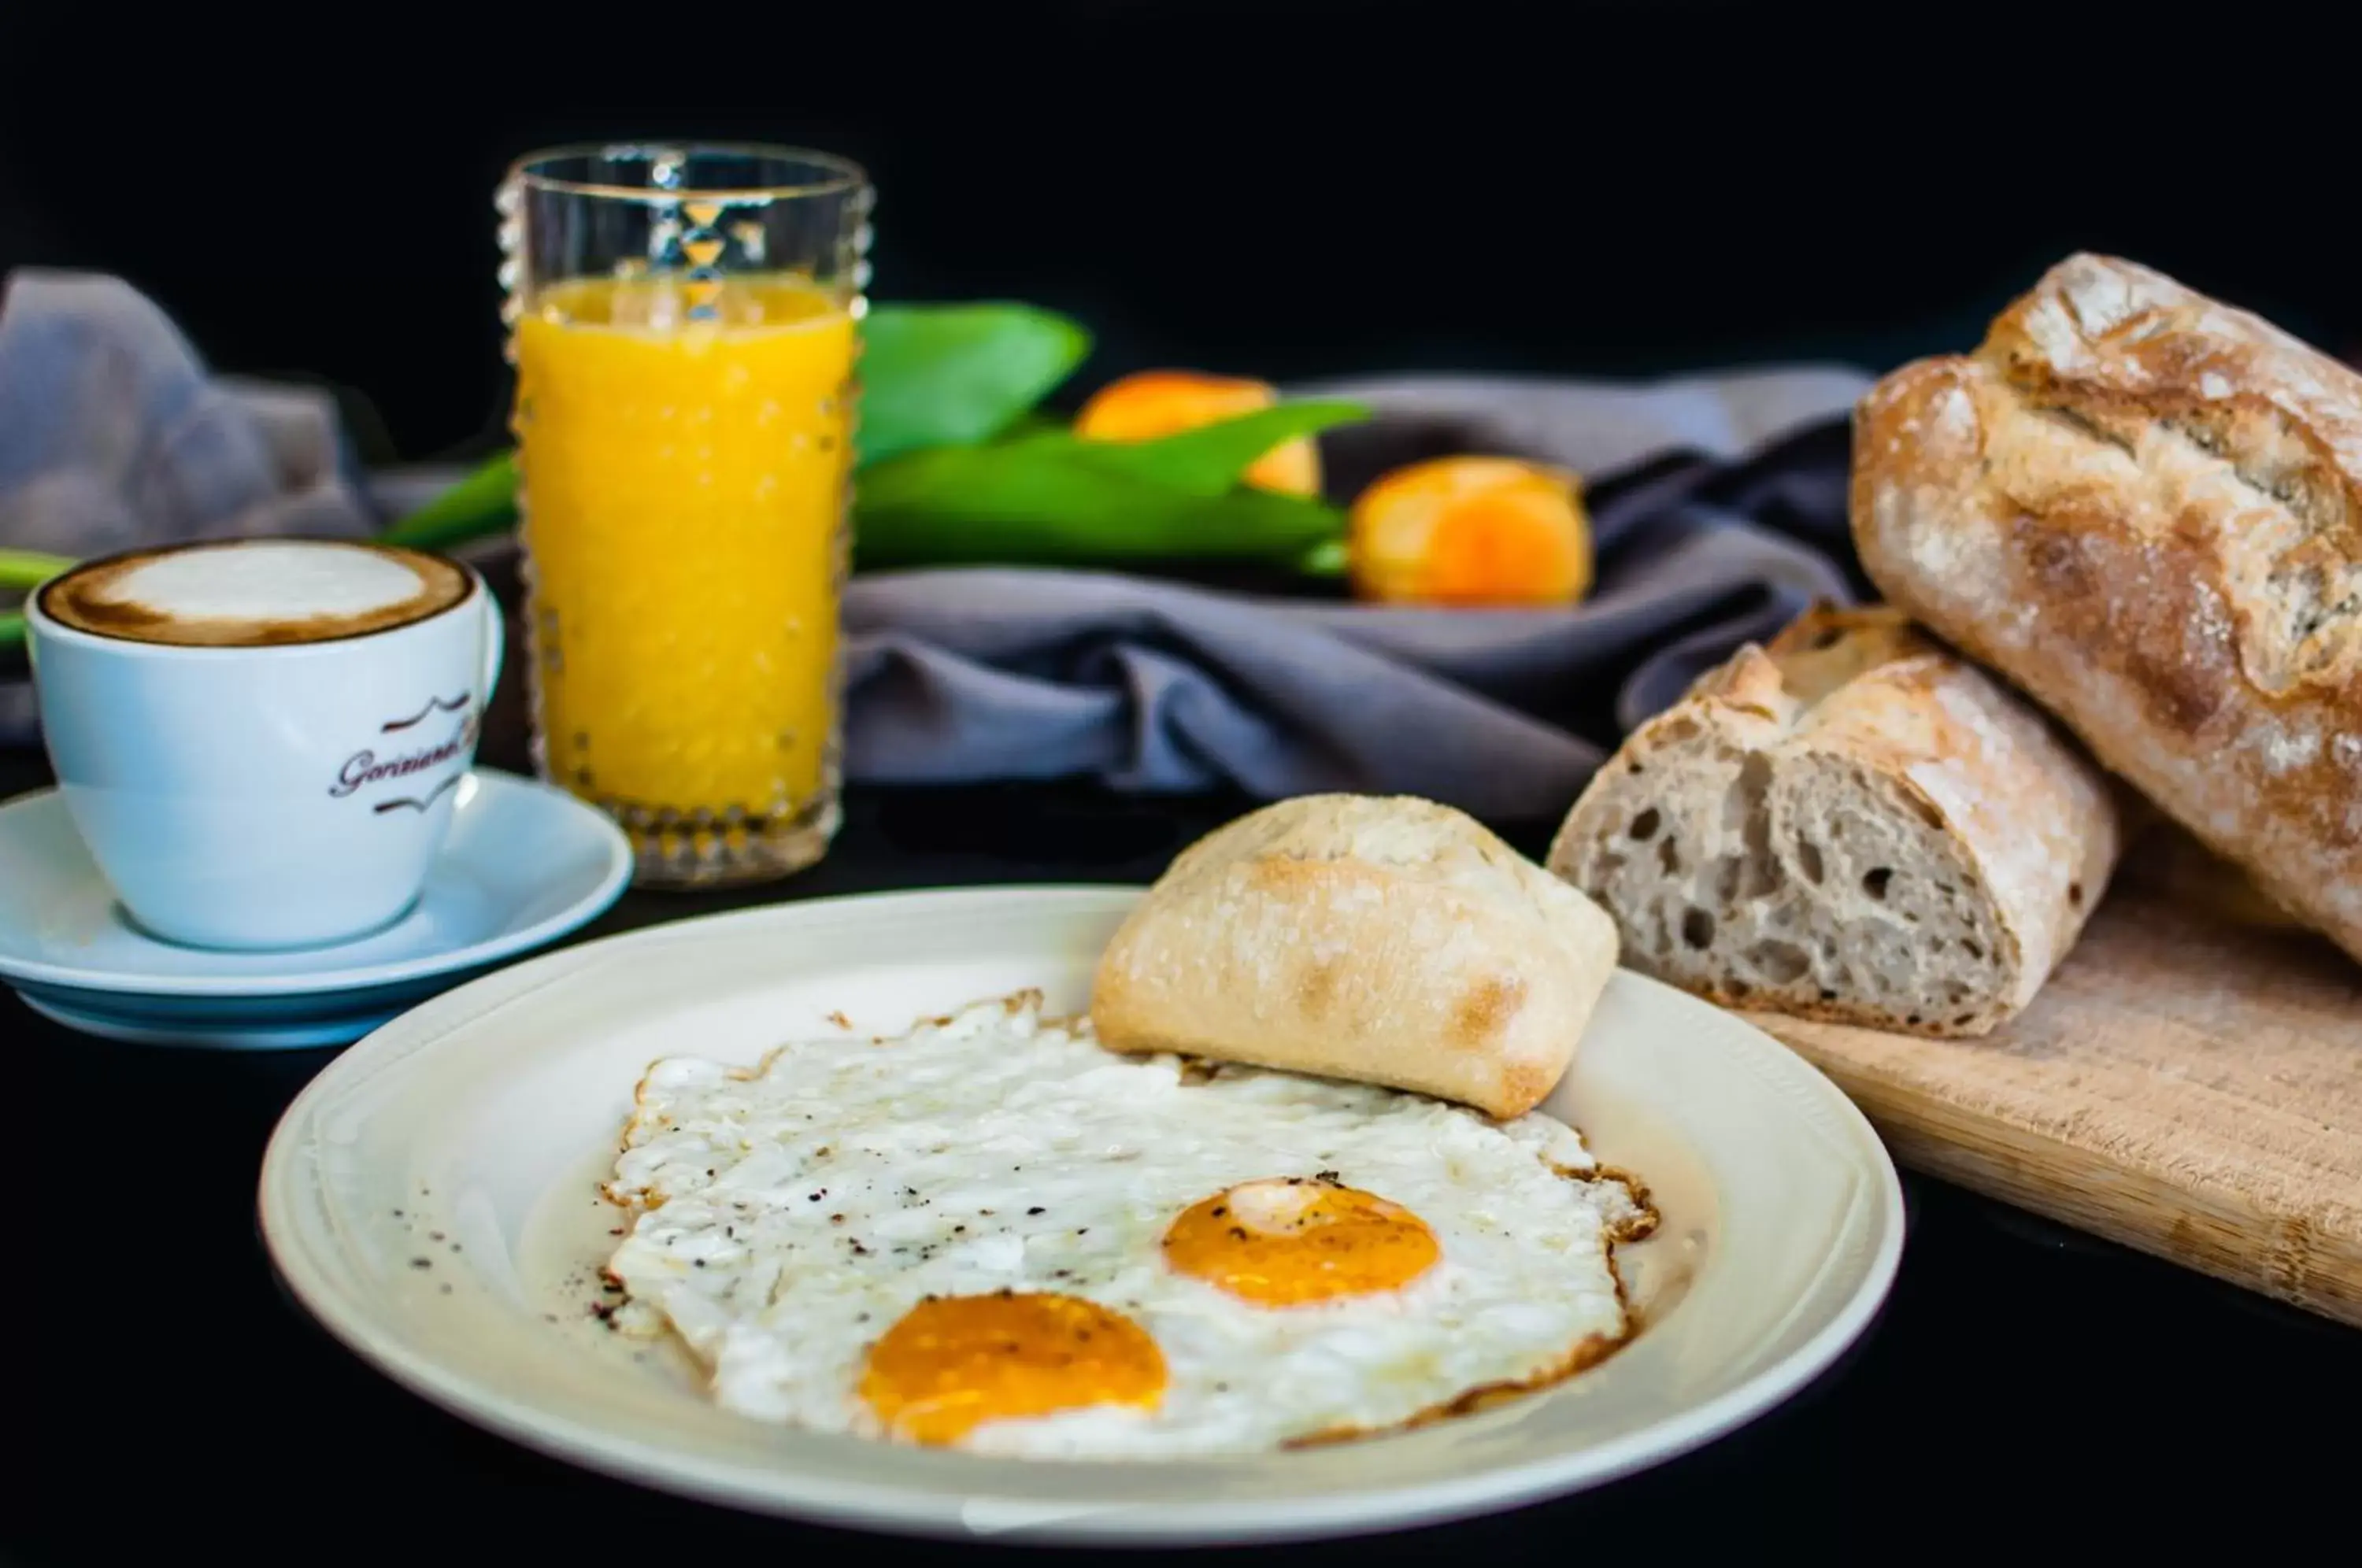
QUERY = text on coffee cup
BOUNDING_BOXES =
[331,708,480,801]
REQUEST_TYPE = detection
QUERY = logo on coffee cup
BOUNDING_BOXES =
[331,692,479,812]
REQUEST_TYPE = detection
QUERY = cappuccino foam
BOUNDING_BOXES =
[41,540,471,647]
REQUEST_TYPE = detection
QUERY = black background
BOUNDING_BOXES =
[13,4,2362,1558]
[8,2,2361,467]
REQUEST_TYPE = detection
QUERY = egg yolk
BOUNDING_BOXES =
[858,1290,1167,1445]
[1162,1178,1441,1305]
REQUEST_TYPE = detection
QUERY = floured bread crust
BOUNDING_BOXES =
[1090,794,1620,1119]
[1852,252,2362,965]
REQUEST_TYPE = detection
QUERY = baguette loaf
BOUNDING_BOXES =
[1546,605,2123,1036]
[1090,793,1619,1119]
[1853,252,2362,965]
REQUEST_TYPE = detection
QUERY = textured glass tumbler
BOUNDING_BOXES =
[499,144,872,888]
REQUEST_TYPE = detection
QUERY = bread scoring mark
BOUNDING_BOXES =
[1993,404,2360,845]
[2013,508,2234,738]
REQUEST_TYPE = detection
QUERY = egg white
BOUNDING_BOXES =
[602,992,1651,1458]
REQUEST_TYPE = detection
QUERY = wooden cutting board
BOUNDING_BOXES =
[1747,863,2362,1329]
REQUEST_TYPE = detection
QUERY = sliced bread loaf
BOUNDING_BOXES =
[1545,605,2123,1036]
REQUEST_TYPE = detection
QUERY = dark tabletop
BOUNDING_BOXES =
[17,659,2362,1562]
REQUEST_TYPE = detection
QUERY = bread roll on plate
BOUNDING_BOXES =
[1546,605,2123,1037]
[1090,794,1619,1119]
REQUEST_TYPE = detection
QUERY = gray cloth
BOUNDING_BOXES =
[0,270,378,738]
[842,364,1874,818]
[0,271,376,552]
[1,268,1874,820]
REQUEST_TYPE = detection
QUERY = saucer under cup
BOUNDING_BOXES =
[0,769,631,1049]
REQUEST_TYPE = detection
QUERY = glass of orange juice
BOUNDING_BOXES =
[499,143,870,886]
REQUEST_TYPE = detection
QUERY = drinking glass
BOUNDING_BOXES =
[498,143,872,886]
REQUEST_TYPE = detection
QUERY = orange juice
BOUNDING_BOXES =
[511,274,856,877]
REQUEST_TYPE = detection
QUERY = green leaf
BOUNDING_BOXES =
[380,451,520,552]
[854,442,1344,570]
[0,549,76,592]
[1296,535,1350,577]
[857,303,1090,468]
[1009,399,1368,497]
[0,610,22,654]
[993,410,1065,441]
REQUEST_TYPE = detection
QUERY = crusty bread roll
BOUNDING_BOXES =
[1546,605,2123,1036]
[1852,252,2362,966]
[1090,793,1619,1119]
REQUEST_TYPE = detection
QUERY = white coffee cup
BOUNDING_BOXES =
[26,539,505,951]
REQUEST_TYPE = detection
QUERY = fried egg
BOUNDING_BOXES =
[602,992,1653,1458]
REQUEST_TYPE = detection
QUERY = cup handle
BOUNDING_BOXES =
[477,579,507,712]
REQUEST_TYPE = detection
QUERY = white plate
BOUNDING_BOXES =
[0,771,631,1048]
[259,886,1902,1544]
